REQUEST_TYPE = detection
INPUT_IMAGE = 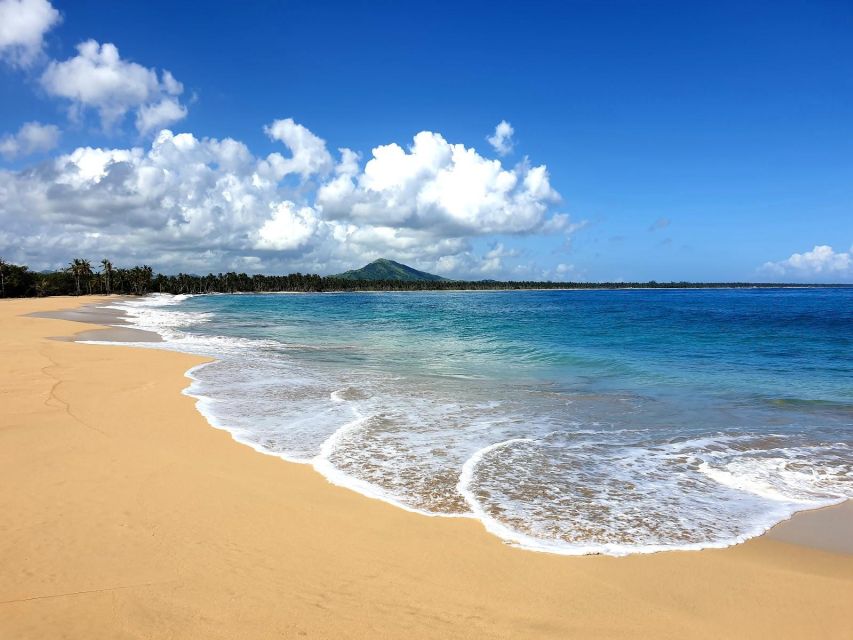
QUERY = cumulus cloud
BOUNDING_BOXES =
[0,0,60,67]
[0,129,302,271]
[255,202,321,251]
[761,245,852,280]
[40,40,187,133]
[0,119,581,277]
[487,120,514,156]
[135,97,188,135]
[0,121,60,158]
[264,118,333,179]
[317,130,561,236]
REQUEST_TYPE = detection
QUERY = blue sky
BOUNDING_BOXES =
[0,0,851,281]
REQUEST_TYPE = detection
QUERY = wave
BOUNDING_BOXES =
[81,293,853,556]
[454,433,850,556]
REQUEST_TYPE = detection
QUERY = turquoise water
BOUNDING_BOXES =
[109,288,853,555]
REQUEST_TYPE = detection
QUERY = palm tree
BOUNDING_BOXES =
[127,264,154,295]
[68,259,82,295]
[83,259,94,294]
[68,258,93,295]
[100,259,113,294]
[81,259,93,294]
[0,257,6,297]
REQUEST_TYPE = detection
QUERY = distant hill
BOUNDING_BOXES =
[333,258,448,282]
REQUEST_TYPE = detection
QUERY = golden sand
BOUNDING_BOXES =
[1,296,851,639]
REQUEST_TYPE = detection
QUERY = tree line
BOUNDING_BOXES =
[0,257,843,298]
[0,258,155,297]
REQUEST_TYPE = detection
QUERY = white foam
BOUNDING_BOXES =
[453,434,837,556]
[695,446,852,505]
[309,407,473,519]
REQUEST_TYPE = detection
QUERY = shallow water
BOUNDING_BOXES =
[101,289,853,555]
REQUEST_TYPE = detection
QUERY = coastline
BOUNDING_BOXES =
[2,296,851,639]
[55,296,853,556]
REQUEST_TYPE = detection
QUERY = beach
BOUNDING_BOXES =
[1,296,851,639]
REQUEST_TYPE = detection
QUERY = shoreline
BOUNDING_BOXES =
[56,296,853,557]
[29,295,163,342]
[2,296,851,638]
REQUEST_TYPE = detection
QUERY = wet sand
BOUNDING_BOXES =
[1,295,851,640]
[30,297,163,342]
[767,500,853,555]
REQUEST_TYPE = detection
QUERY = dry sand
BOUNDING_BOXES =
[1,296,851,640]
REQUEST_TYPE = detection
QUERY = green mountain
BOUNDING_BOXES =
[333,258,448,282]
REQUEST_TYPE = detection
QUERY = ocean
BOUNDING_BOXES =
[102,288,853,555]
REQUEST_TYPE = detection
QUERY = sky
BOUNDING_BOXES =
[0,0,851,282]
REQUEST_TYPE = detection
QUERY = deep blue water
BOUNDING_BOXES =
[111,288,853,555]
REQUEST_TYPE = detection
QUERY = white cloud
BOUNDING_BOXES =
[0,124,346,272]
[40,40,187,133]
[0,120,580,277]
[264,118,334,179]
[135,97,188,135]
[541,212,586,235]
[487,120,514,156]
[335,147,360,176]
[0,121,60,158]
[761,245,852,280]
[317,130,562,236]
[0,0,60,67]
[479,243,520,273]
[160,70,182,95]
[255,201,321,251]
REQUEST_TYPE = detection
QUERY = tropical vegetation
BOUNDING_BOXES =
[0,257,842,298]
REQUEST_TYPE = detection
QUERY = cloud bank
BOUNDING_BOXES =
[0,122,580,278]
